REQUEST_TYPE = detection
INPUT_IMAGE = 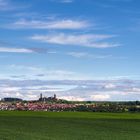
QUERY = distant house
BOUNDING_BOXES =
[1,97,22,102]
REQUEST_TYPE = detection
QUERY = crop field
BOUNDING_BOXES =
[0,111,139,140]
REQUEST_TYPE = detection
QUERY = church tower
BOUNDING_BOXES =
[40,93,43,101]
[54,94,56,99]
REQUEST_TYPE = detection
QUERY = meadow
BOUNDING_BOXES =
[0,111,139,140]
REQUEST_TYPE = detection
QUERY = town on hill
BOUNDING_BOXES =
[0,94,140,112]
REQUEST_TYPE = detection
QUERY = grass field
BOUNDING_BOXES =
[0,111,139,140]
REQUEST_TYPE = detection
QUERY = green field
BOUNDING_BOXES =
[0,111,140,140]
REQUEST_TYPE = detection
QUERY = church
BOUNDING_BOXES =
[39,93,57,102]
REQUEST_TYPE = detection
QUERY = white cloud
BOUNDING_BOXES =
[0,87,20,92]
[9,65,42,72]
[68,52,90,58]
[15,92,23,98]
[127,87,140,93]
[104,83,116,89]
[26,94,38,100]
[59,96,84,101]
[51,0,74,3]
[10,19,89,30]
[67,52,112,59]
[30,33,119,48]
[0,46,47,54]
[9,65,75,75]
[0,47,33,53]
[4,64,90,80]
[90,94,110,101]
[0,79,140,101]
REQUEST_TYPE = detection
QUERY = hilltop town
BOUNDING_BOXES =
[0,94,140,112]
[1,93,59,103]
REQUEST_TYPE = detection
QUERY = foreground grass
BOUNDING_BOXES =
[0,111,139,140]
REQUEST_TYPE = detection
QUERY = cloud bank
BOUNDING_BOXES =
[30,33,119,48]
[0,79,140,101]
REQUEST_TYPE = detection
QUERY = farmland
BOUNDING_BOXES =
[0,111,139,140]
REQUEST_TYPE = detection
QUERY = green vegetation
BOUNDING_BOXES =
[0,111,140,140]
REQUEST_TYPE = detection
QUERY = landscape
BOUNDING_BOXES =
[0,0,140,140]
[0,95,140,140]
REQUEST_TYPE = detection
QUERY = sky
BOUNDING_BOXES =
[0,0,140,101]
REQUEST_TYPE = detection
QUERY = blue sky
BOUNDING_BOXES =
[0,0,140,101]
